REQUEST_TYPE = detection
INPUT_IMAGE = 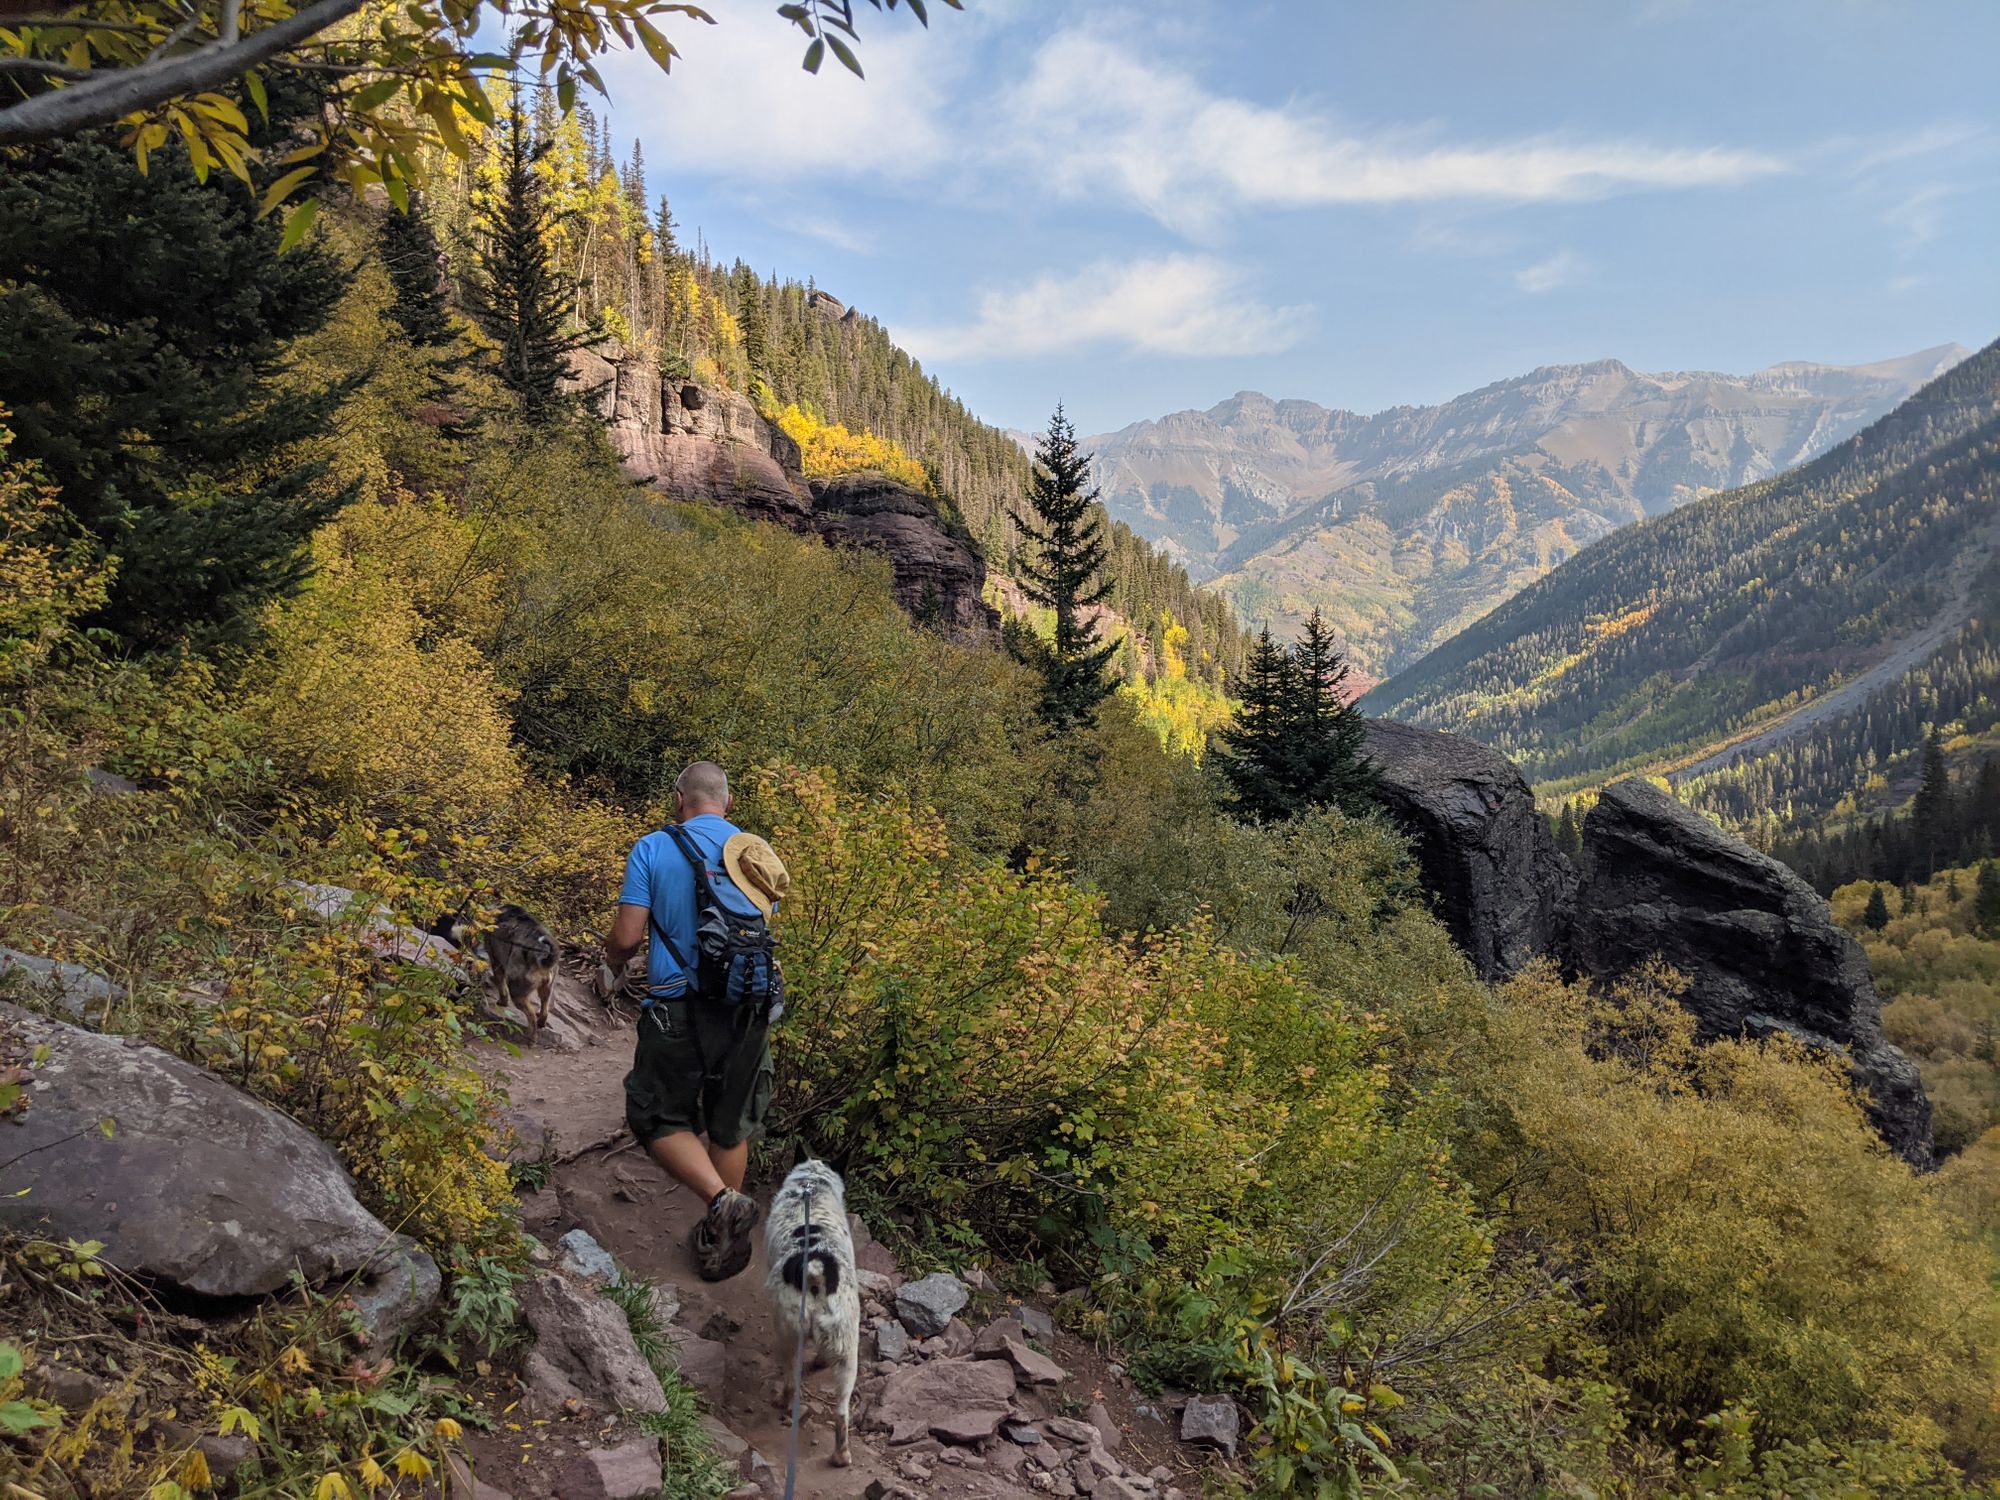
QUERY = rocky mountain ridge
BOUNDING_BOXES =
[1089,344,1967,672]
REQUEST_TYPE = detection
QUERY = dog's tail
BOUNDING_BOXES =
[805,1256,829,1298]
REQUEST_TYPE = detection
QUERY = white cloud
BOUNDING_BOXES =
[1000,31,1786,233]
[1515,249,1588,294]
[898,255,1308,362]
[596,7,956,183]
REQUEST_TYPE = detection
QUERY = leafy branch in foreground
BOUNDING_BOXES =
[0,0,953,238]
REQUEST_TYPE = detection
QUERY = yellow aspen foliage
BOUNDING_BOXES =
[1121,612,1234,760]
[771,402,934,492]
[0,412,110,683]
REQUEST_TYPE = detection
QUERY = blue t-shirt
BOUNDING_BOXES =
[620,814,763,996]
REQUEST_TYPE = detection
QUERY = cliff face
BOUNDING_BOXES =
[567,350,995,638]
[1363,720,1932,1165]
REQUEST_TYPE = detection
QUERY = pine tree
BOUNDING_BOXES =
[1556,801,1583,860]
[1011,404,1118,732]
[1947,872,1963,904]
[1900,878,1917,915]
[1218,627,1297,823]
[0,114,349,649]
[466,110,601,425]
[1979,862,2000,939]
[377,195,456,349]
[1286,608,1376,815]
[1863,884,1892,932]
[1912,727,1953,876]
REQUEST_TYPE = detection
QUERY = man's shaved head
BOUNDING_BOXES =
[674,760,730,813]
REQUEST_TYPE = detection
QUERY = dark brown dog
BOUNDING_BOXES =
[430,905,557,1043]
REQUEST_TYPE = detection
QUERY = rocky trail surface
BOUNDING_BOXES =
[462,971,1229,1500]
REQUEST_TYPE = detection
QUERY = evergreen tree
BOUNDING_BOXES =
[1912,727,1953,876]
[1863,885,1892,932]
[1979,862,2000,940]
[466,110,601,426]
[377,195,456,349]
[1011,404,1118,732]
[0,118,349,649]
[1555,801,1583,860]
[1219,627,1297,823]
[1900,878,1917,915]
[1286,607,1376,815]
[1948,872,1963,904]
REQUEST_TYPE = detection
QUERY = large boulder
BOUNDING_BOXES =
[1362,720,1574,980]
[1574,780,1932,1165]
[519,1273,667,1416]
[0,1005,439,1341]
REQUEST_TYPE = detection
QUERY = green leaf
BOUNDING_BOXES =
[278,198,319,253]
[802,36,824,73]
[383,175,409,213]
[633,15,677,71]
[556,74,577,113]
[826,33,862,77]
[0,1344,23,1380]
[0,1400,50,1436]
[351,76,402,112]
[244,69,269,123]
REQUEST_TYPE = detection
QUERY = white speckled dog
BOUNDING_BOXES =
[763,1158,860,1467]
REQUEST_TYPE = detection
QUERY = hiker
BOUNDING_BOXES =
[598,760,790,1281]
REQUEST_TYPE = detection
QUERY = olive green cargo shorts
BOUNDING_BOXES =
[623,997,773,1149]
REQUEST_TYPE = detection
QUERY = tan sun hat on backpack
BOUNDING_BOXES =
[722,833,789,918]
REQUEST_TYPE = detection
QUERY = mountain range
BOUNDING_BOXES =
[1360,336,2000,832]
[1085,345,1969,676]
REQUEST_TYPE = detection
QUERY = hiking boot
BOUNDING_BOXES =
[692,1188,760,1281]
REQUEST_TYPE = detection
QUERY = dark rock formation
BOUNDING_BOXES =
[1574,779,1931,1165]
[572,351,994,637]
[1361,726,1933,1164]
[0,1003,441,1338]
[807,473,998,637]
[1362,719,1574,981]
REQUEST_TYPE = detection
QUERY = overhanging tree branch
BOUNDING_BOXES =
[0,0,366,146]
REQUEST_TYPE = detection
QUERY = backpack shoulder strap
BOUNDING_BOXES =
[644,824,711,985]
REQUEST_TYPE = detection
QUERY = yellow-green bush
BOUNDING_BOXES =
[1481,961,2000,1469]
[247,496,523,822]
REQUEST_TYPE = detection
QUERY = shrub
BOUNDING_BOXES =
[1482,961,2000,1467]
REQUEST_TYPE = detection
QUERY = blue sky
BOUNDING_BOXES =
[596,0,1999,435]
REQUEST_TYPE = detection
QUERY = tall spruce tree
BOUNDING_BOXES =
[1978,861,2000,939]
[1555,801,1583,860]
[0,116,349,649]
[1219,627,1297,822]
[1011,404,1118,732]
[1863,884,1892,932]
[378,195,456,350]
[467,109,601,426]
[1286,607,1376,815]
[1912,727,1953,876]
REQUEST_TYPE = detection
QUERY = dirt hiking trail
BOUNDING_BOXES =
[458,972,1226,1500]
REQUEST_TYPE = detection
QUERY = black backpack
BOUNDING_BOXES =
[651,824,784,1021]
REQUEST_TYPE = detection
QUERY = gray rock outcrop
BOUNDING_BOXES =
[1573,779,1932,1165]
[0,948,124,1020]
[1361,728,1933,1165]
[0,1004,439,1340]
[1362,720,1574,980]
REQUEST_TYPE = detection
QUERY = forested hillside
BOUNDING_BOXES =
[1366,338,2000,832]
[412,99,1245,694]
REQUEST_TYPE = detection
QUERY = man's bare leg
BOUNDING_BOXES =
[647,1130,726,1201]
[709,1138,748,1192]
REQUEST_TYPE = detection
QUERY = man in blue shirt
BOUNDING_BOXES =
[602,760,778,1281]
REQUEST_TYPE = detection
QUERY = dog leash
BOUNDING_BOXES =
[782,1174,811,1500]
